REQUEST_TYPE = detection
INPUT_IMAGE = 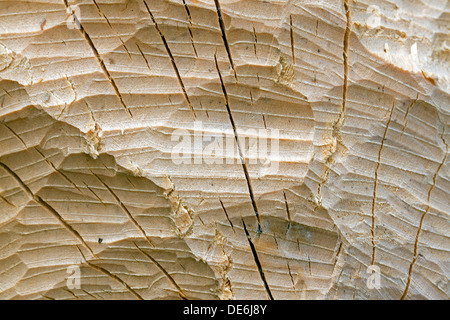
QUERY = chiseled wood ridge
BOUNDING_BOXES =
[0,0,448,300]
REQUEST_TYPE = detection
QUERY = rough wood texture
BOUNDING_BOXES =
[0,0,449,300]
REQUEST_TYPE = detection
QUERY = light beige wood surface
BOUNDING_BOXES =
[0,0,448,300]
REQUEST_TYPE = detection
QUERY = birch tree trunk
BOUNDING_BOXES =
[0,0,449,300]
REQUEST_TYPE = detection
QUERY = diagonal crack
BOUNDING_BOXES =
[136,43,152,73]
[182,0,198,57]
[0,161,95,257]
[77,247,143,300]
[134,243,188,300]
[283,190,292,227]
[242,219,274,300]
[3,123,27,148]
[143,0,196,118]
[214,0,237,80]
[90,170,155,248]
[215,54,262,232]
[0,193,15,207]
[219,198,235,232]
[400,131,448,300]
[92,0,132,59]
[63,0,133,118]
[401,93,419,137]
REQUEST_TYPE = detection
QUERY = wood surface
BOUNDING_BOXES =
[0,0,449,299]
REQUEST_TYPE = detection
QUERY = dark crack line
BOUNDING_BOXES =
[283,191,292,227]
[93,0,112,29]
[219,198,235,232]
[92,0,132,59]
[334,241,343,266]
[334,0,351,138]
[0,161,95,257]
[134,243,188,300]
[64,0,133,118]
[242,219,274,300]
[401,93,419,137]
[289,15,295,65]
[3,123,27,148]
[136,43,152,73]
[214,0,237,80]
[317,0,352,206]
[0,193,15,207]
[90,170,155,247]
[252,25,258,58]
[143,0,196,118]
[83,181,105,205]
[371,100,396,265]
[77,246,143,300]
[286,262,296,292]
[182,0,198,57]
[34,147,83,194]
[82,289,97,300]
[215,54,262,232]
[400,139,448,300]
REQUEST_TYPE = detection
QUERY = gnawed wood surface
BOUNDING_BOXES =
[0,0,449,300]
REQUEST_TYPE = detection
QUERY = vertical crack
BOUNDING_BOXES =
[334,0,351,139]
[289,15,295,65]
[252,25,258,58]
[371,100,396,265]
[316,0,352,206]
[283,190,292,227]
[287,262,296,293]
[400,131,448,300]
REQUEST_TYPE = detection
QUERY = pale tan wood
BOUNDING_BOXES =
[0,0,448,300]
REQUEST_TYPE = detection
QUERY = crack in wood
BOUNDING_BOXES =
[143,0,196,118]
[64,0,133,118]
[219,199,235,232]
[182,0,198,57]
[0,161,96,257]
[90,170,155,248]
[241,218,274,300]
[371,100,396,265]
[77,246,144,300]
[134,243,189,300]
[290,15,295,65]
[214,0,237,81]
[215,54,262,232]
[400,131,448,300]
